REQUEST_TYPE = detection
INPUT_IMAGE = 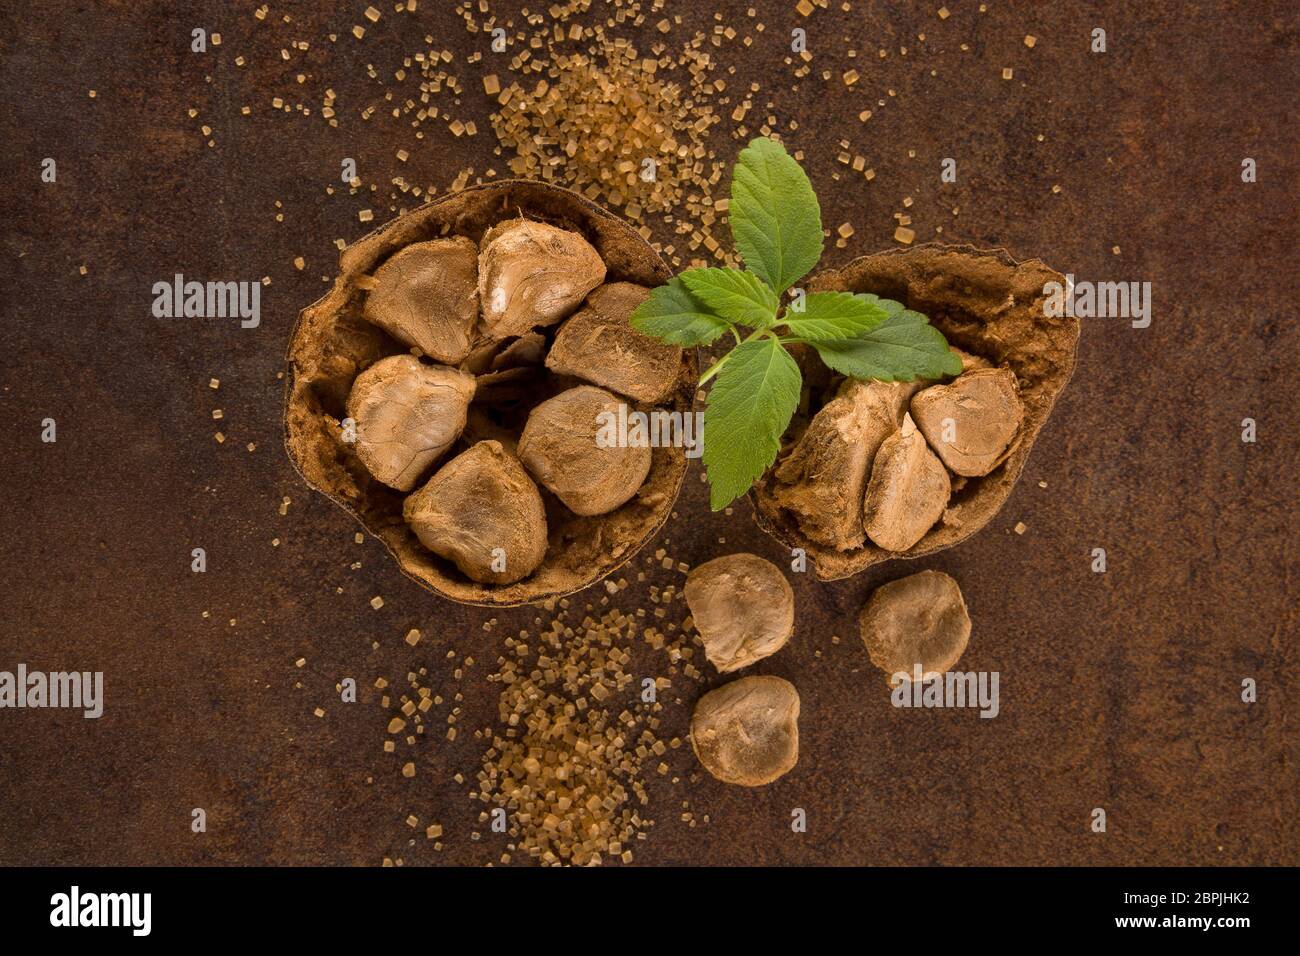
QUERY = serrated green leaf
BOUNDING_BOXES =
[630,277,732,346]
[729,138,823,295]
[702,337,802,511]
[781,291,889,340]
[679,267,779,328]
[809,308,963,381]
[855,293,907,319]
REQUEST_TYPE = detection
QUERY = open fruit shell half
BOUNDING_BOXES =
[751,243,1080,581]
[283,180,695,606]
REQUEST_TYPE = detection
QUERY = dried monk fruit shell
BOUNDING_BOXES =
[310,316,388,416]
[345,355,476,491]
[769,378,921,551]
[911,367,1025,477]
[477,219,605,339]
[363,237,479,364]
[751,245,1080,581]
[517,385,651,516]
[684,554,795,673]
[863,413,951,552]
[859,570,970,682]
[403,440,547,585]
[286,180,693,606]
[545,282,683,403]
[690,675,800,787]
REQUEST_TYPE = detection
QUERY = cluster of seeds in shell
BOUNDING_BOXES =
[771,359,1025,556]
[339,213,684,589]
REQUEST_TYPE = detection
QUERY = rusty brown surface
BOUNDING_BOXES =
[0,1,1295,866]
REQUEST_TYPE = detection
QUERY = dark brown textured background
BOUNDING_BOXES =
[1,1,1295,866]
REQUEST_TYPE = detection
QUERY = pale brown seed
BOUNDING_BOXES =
[859,570,970,682]
[691,675,799,786]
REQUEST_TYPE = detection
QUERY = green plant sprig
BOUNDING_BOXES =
[631,136,962,511]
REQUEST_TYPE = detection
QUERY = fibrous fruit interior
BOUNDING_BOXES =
[546,282,683,404]
[910,367,1025,477]
[477,218,606,340]
[363,236,479,364]
[517,385,653,517]
[770,378,918,551]
[863,414,951,553]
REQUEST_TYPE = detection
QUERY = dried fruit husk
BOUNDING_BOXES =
[284,181,695,606]
[752,244,1079,580]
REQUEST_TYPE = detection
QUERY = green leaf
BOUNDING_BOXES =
[729,137,823,295]
[855,293,906,319]
[809,308,963,381]
[630,277,732,346]
[781,291,890,340]
[702,337,802,511]
[679,267,779,328]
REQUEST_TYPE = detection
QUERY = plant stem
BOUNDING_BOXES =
[698,327,769,386]
[698,354,728,386]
